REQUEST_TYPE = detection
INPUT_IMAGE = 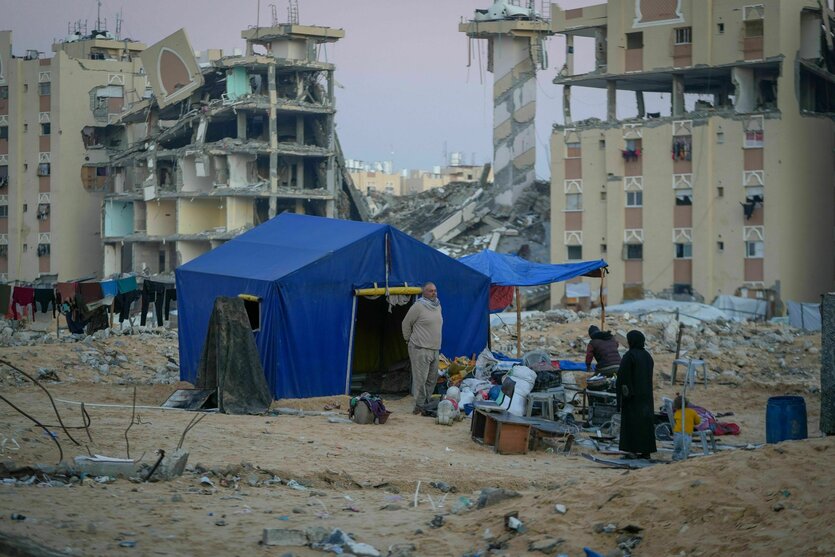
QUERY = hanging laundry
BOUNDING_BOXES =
[489,285,514,313]
[114,290,141,323]
[56,282,78,304]
[0,283,11,316]
[100,279,119,298]
[78,282,104,305]
[141,279,176,327]
[11,286,35,321]
[117,276,138,294]
[34,288,56,317]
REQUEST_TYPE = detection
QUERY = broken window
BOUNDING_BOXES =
[38,82,51,96]
[626,191,643,207]
[623,244,643,260]
[37,243,50,257]
[565,193,582,211]
[0,205,7,218]
[0,126,7,140]
[41,123,50,136]
[674,242,692,259]
[0,86,8,99]
[0,245,6,257]
[744,20,764,38]
[37,203,50,220]
[626,32,643,50]
[0,166,7,188]
[745,185,764,203]
[675,188,693,206]
[567,245,583,260]
[745,240,764,258]
[37,163,50,177]
[675,27,692,45]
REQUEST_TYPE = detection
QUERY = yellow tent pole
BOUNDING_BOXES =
[516,286,522,357]
[354,286,423,296]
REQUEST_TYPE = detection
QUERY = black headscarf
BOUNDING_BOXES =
[626,330,646,349]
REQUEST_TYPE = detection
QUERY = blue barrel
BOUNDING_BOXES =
[766,396,808,443]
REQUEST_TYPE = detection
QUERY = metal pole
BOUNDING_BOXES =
[515,287,522,357]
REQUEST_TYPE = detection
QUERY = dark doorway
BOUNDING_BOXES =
[350,295,412,394]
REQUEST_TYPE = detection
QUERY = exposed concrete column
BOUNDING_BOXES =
[606,80,617,123]
[295,198,305,215]
[672,73,685,117]
[327,69,334,107]
[236,112,247,140]
[566,34,574,75]
[636,90,645,118]
[295,115,305,144]
[295,159,304,190]
[563,85,572,125]
[267,63,278,218]
[822,292,835,435]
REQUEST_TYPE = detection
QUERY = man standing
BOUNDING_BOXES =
[402,282,443,414]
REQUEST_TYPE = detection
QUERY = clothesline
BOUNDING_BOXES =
[0,275,177,332]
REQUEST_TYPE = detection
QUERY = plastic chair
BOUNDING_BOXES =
[671,358,708,387]
[525,391,555,421]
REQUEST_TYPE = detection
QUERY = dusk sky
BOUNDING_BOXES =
[1,0,604,177]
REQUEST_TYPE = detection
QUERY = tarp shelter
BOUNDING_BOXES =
[176,214,490,399]
[459,249,608,355]
[458,250,608,288]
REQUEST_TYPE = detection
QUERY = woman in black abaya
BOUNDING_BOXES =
[616,330,657,458]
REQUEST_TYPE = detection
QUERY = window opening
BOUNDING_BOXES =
[675,243,692,259]
[674,27,692,44]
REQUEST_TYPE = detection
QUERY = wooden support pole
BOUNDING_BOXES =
[515,287,522,357]
[599,274,606,330]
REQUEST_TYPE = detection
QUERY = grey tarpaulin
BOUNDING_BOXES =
[787,301,822,332]
[195,297,273,414]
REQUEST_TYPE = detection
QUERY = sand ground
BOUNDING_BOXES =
[0,317,831,557]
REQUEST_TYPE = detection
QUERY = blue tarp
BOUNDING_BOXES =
[176,213,490,399]
[459,249,607,287]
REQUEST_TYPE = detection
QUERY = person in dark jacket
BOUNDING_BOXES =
[616,330,657,458]
[585,325,621,375]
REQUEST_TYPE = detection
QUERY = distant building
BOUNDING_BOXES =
[0,29,146,281]
[549,0,835,308]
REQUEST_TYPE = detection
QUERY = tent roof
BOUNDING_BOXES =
[177,213,388,281]
[458,249,608,287]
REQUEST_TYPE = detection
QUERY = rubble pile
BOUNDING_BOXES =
[0,319,180,387]
[369,180,551,261]
[489,309,821,391]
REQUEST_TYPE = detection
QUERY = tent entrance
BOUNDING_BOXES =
[349,295,413,394]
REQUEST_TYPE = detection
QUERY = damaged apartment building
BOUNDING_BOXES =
[549,0,835,307]
[0,28,146,282]
[100,23,367,276]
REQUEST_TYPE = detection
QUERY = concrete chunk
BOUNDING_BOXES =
[262,528,308,547]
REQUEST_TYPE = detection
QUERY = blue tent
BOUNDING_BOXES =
[459,250,608,286]
[176,214,490,399]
